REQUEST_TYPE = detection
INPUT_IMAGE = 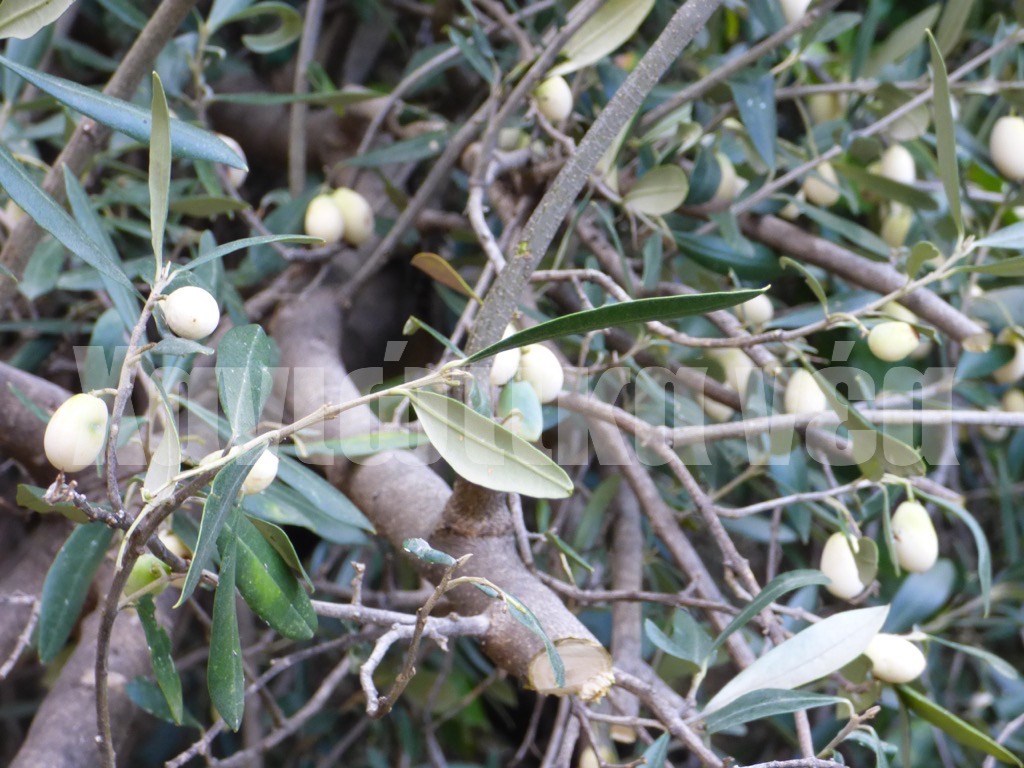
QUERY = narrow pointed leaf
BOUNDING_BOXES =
[149,72,170,275]
[38,522,114,661]
[704,605,889,713]
[0,142,134,288]
[704,689,849,734]
[216,324,273,440]
[927,33,962,236]
[176,444,263,606]
[225,514,316,639]
[0,0,75,40]
[711,570,829,653]
[181,234,320,271]
[467,289,766,363]
[407,390,573,499]
[896,685,1022,766]
[136,594,183,724]
[208,520,244,731]
[0,54,247,168]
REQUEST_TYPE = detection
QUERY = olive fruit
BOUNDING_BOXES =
[736,293,774,326]
[534,76,573,123]
[518,344,564,404]
[989,116,1024,181]
[820,532,865,600]
[123,553,171,600]
[891,500,938,573]
[867,321,919,362]
[44,394,109,473]
[304,194,345,244]
[802,162,841,207]
[162,286,220,340]
[784,369,828,416]
[863,633,927,683]
[331,187,375,246]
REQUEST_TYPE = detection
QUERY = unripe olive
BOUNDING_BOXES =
[881,205,913,248]
[518,344,564,404]
[331,187,375,246]
[44,394,109,473]
[201,446,279,495]
[735,293,774,326]
[863,633,926,683]
[993,330,1024,384]
[779,192,804,220]
[779,0,812,23]
[879,144,915,185]
[784,368,828,416]
[1002,388,1024,413]
[802,162,841,207]
[709,348,756,396]
[498,380,544,442]
[497,127,529,151]
[712,153,739,203]
[162,286,220,340]
[304,194,345,243]
[891,500,938,573]
[695,391,735,423]
[123,553,171,600]
[808,92,845,124]
[216,133,248,188]
[489,325,521,387]
[820,532,865,600]
[867,321,919,362]
[534,76,573,123]
[989,116,1024,181]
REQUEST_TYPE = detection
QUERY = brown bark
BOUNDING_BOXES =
[271,289,612,697]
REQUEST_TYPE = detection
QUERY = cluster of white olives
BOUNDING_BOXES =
[819,500,938,683]
[490,327,564,442]
[304,187,375,247]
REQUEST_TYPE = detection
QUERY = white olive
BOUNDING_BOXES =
[881,204,913,248]
[735,293,774,326]
[784,368,828,416]
[879,144,915,185]
[709,348,756,397]
[534,76,573,123]
[807,92,845,124]
[216,133,248,188]
[864,633,927,683]
[331,187,375,246]
[779,0,812,23]
[820,532,865,600]
[802,162,841,207]
[518,344,564,404]
[993,330,1024,384]
[201,446,279,495]
[779,191,804,220]
[44,393,109,473]
[695,391,734,423]
[989,116,1024,181]
[891,500,938,573]
[162,286,220,340]
[1002,388,1024,413]
[489,325,522,387]
[867,321,919,362]
[304,194,345,244]
[712,153,739,203]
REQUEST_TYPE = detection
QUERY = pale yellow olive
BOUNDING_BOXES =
[304,194,345,243]
[807,92,845,124]
[331,187,375,246]
[864,633,927,683]
[784,368,828,416]
[735,293,774,326]
[518,344,564,404]
[879,144,915,185]
[802,162,841,207]
[216,133,248,188]
[780,0,812,23]
[162,286,220,340]
[695,391,734,423]
[44,393,109,473]
[993,330,1024,384]
[1002,388,1024,413]
[891,500,938,573]
[534,76,573,123]
[489,325,521,387]
[820,532,865,600]
[881,205,913,248]
[990,116,1024,181]
[712,153,739,203]
[867,321,919,362]
[709,347,756,397]
[201,446,279,495]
